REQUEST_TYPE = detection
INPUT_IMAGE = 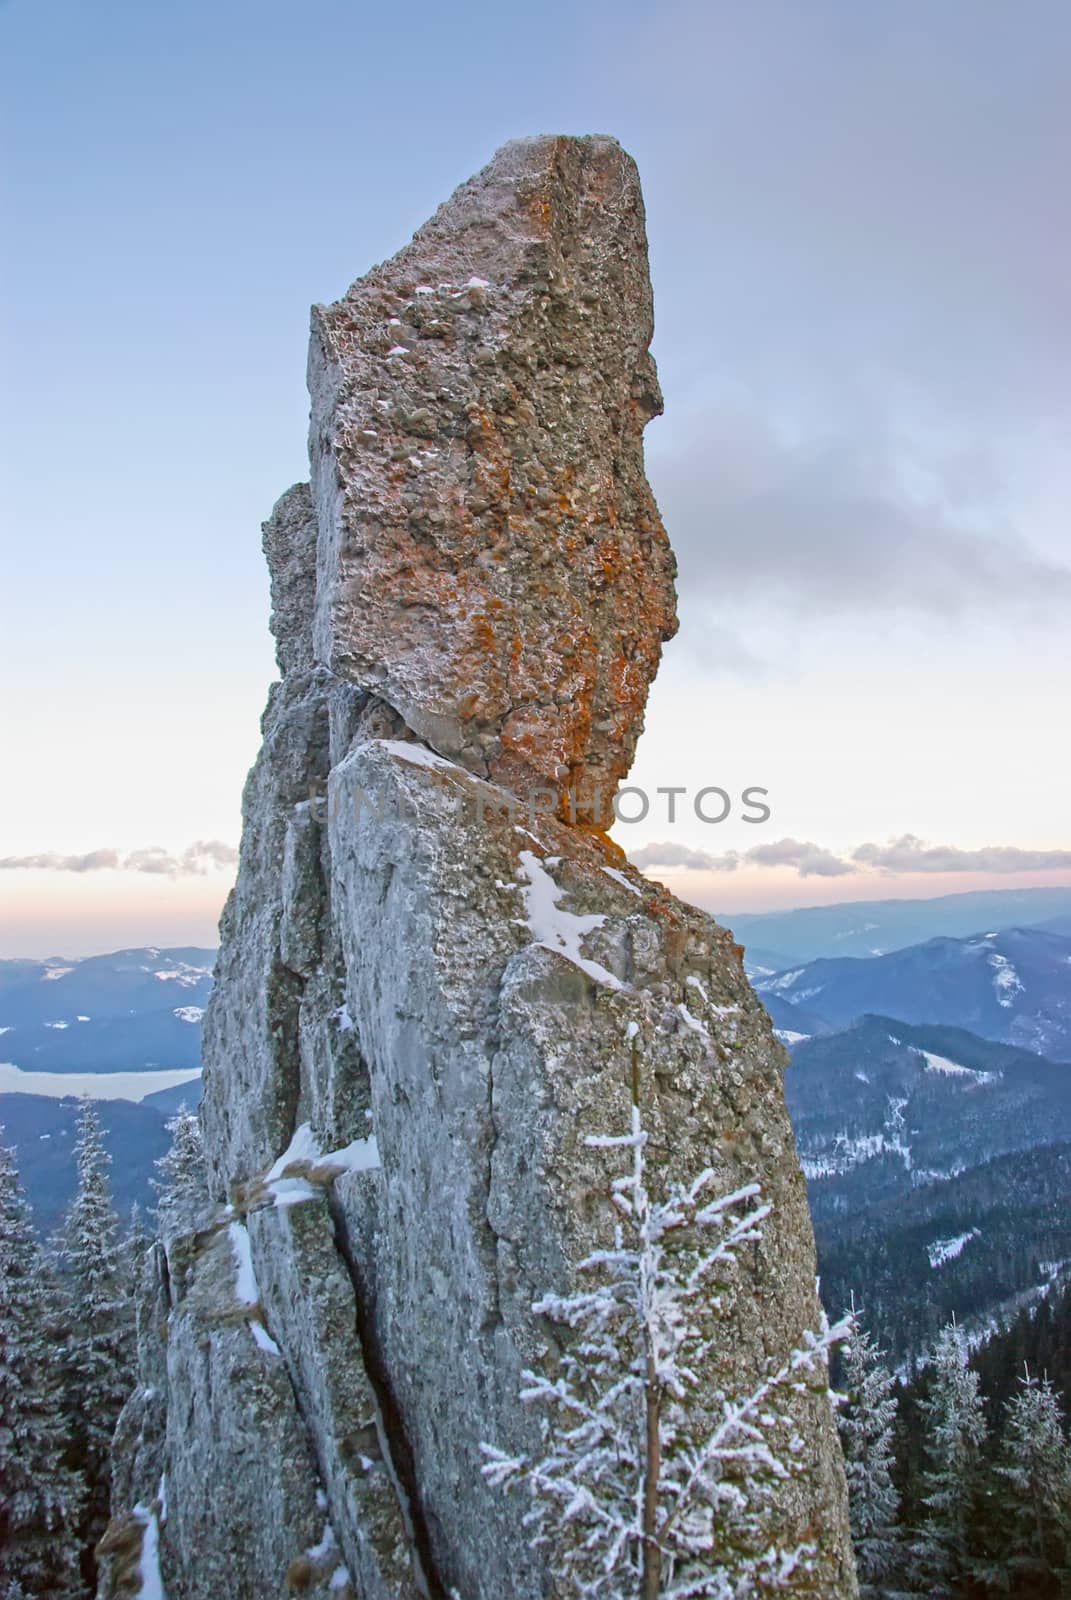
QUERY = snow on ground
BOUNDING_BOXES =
[986,949,1023,1007]
[800,1133,887,1180]
[775,1029,810,1045]
[304,1520,351,1592]
[227,1220,283,1355]
[919,1050,1000,1085]
[928,1228,981,1269]
[800,1095,912,1180]
[516,850,625,991]
[0,1062,202,1102]
[131,1503,167,1600]
[250,1320,281,1356]
[307,1522,338,1561]
[896,1259,1071,1380]
[375,738,462,771]
[269,1176,319,1208]
[228,1221,259,1305]
[265,1121,382,1192]
[41,967,74,981]
[266,1122,322,1179]
[323,1135,381,1174]
[44,1020,69,1029]
[601,866,642,897]
[676,1002,708,1037]
[150,964,209,987]
[172,1006,204,1024]
[914,1164,966,1183]
[762,968,804,992]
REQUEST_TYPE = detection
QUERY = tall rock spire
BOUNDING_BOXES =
[100,137,857,1600]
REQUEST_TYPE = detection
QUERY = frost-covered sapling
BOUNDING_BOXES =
[482,1071,849,1599]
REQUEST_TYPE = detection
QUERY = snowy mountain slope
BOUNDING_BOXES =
[0,947,215,1028]
[758,927,1071,1056]
[785,1016,1071,1215]
[782,1014,1071,1357]
[815,1141,1071,1361]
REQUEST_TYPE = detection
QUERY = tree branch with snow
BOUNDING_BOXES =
[482,1077,850,1599]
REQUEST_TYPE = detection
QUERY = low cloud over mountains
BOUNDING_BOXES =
[0,841,238,876]
[631,834,1071,880]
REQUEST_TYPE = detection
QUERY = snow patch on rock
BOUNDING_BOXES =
[516,850,626,991]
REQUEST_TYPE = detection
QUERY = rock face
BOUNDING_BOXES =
[308,134,676,827]
[102,137,857,1599]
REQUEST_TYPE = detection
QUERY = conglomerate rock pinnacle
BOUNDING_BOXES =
[99,136,858,1600]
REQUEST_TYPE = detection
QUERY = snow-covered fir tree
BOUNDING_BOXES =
[0,1137,84,1597]
[117,1203,153,1373]
[124,1199,151,1263]
[991,1369,1071,1590]
[482,1095,850,1599]
[153,1104,207,1218]
[909,1322,987,1599]
[59,1099,135,1573]
[837,1320,902,1594]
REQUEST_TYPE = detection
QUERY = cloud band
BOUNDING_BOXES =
[630,833,1071,878]
[0,841,238,876]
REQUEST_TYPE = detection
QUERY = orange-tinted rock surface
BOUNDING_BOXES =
[307,135,677,825]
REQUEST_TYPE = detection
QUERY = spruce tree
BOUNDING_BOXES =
[910,1322,987,1599]
[153,1105,207,1217]
[59,1100,135,1580]
[995,1369,1071,1592]
[0,1137,83,1596]
[838,1322,903,1593]
[119,1200,152,1316]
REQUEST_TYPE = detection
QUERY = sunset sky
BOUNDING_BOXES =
[2,0,1070,956]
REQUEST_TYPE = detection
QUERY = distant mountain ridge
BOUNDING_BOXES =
[757,926,1071,1058]
[0,946,212,1102]
[786,1015,1071,1206]
[725,885,1071,963]
[0,946,215,1028]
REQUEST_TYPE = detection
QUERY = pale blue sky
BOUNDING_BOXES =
[2,0,1070,953]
